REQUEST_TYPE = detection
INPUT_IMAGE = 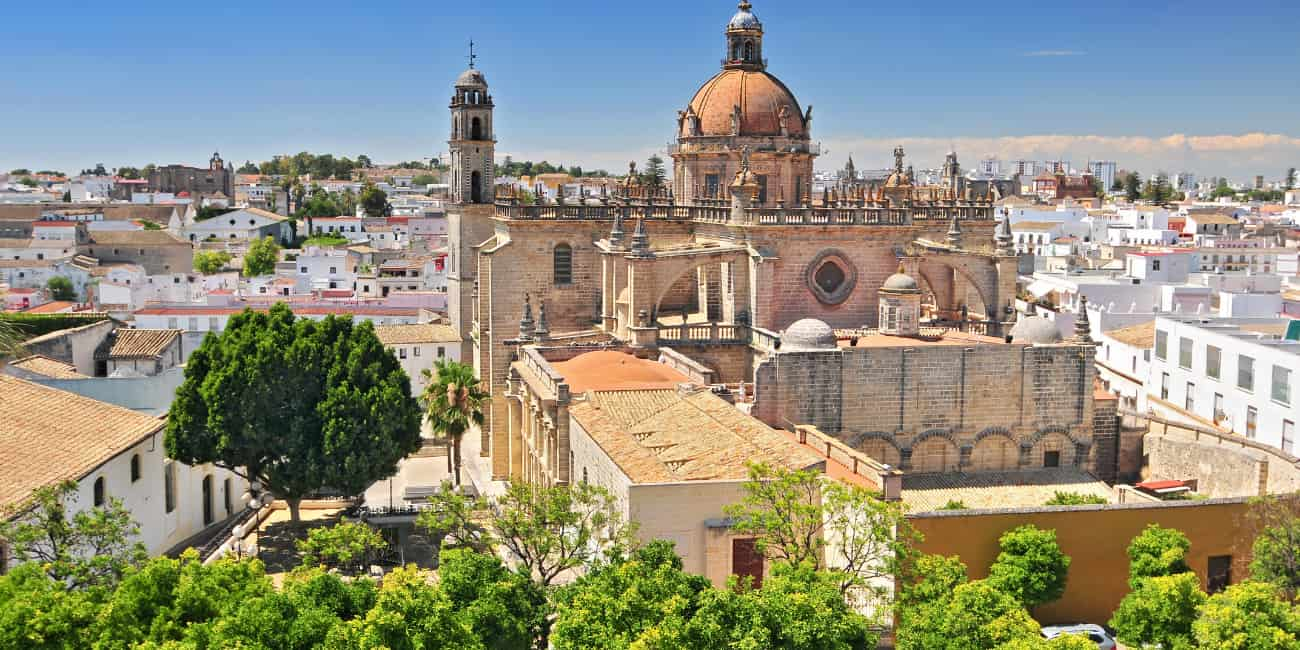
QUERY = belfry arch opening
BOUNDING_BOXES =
[471,117,483,140]
[470,171,482,203]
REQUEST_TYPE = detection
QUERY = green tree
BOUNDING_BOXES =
[641,154,667,189]
[439,548,547,650]
[1123,172,1142,202]
[1127,524,1191,589]
[1044,491,1108,506]
[0,480,146,590]
[356,154,373,169]
[0,562,101,649]
[0,318,25,362]
[8,168,31,175]
[61,190,71,202]
[166,305,423,522]
[323,565,482,649]
[1212,178,1237,199]
[1192,581,1300,649]
[193,250,233,274]
[411,174,437,187]
[202,566,375,649]
[1108,571,1205,649]
[1248,494,1300,599]
[297,522,389,575]
[237,161,260,174]
[899,554,969,609]
[987,525,1071,609]
[45,276,76,301]
[243,235,281,276]
[116,166,140,179]
[18,177,38,188]
[422,360,489,487]
[359,181,390,218]
[896,580,1041,650]
[550,541,708,649]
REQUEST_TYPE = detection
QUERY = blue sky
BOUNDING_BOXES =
[3,0,1299,180]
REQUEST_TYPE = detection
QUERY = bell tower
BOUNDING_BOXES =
[448,42,495,205]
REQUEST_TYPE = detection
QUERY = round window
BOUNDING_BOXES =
[805,250,857,305]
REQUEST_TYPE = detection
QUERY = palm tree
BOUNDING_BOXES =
[421,360,488,487]
[0,318,25,366]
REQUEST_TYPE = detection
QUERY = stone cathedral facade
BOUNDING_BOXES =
[445,2,1108,485]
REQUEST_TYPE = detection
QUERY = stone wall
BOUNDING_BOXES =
[753,341,1098,474]
[20,319,115,375]
[1140,414,1300,497]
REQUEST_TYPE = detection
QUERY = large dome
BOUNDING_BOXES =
[684,69,806,138]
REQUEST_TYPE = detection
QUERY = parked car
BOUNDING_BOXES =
[1040,624,1117,649]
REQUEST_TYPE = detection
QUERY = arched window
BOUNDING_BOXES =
[733,43,742,60]
[93,477,106,507]
[553,243,573,285]
[744,41,754,61]
[470,171,483,203]
[471,117,482,140]
[130,454,140,482]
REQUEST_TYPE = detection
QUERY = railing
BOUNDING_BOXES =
[496,202,993,226]
[520,346,569,401]
[656,322,746,344]
[794,425,902,501]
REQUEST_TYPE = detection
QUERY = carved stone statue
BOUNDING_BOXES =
[731,104,742,136]
[778,104,790,137]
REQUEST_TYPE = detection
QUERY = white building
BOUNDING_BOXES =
[133,304,423,334]
[182,208,291,244]
[373,323,462,396]
[290,247,356,293]
[310,217,367,241]
[0,375,248,564]
[1148,317,1300,455]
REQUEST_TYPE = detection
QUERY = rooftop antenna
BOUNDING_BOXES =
[468,40,477,69]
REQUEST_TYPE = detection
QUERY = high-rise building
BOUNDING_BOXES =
[1088,161,1117,192]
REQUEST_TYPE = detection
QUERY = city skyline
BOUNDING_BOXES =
[3,0,1298,180]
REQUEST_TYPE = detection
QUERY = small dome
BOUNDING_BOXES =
[1010,317,1063,345]
[882,271,920,292]
[782,318,838,351]
[455,68,487,88]
[728,3,762,30]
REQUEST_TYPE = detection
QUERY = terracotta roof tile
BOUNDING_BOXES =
[901,469,1113,511]
[104,329,180,359]
[1104,320,1155,349]
[373,323,460,345]
[570,388,822,483]
[7,355,86,379]
[0,375,163,511]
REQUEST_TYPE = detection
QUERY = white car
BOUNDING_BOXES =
[1040,624,1118,649]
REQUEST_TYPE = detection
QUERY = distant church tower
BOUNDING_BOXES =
[448,44,495,204]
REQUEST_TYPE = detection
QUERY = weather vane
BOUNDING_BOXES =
[468,40,477,69]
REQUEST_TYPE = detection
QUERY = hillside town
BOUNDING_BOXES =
[5,2,1300,649]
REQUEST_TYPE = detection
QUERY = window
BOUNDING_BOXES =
[1160,372,1170,400]
[300,266,308,274]
[209,317,219,330]
[437,347,446,358]
[1185,382,1196,411]
[1207,345,1221,380]
[130,454,141,482]
[329,266,337,274]
[1179,337,1193,370]
[202,475,214,526]
[1153,260,1161,271]
[223,478,232,515]
[164,461,176,513]
[398,348,407,359]
[757,175,768,204]
[1214,393,1225,424]
[188,318,198,331]
[1247,407,1258,439]
[1044,450,1061,468]
[1239,355,1255,392]
[1208,556,1232,594]
[553,243,573,285]
[793,175,803,204]
[1155,330,1168,360]
[93,477,106,507]
[167,318,178,329]
[705,174,721,198]
[1285,420,1295,455]
[1273,366,1292,405]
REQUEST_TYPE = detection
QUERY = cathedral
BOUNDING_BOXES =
[445,2,1105,485]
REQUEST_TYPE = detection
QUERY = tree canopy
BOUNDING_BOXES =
[165,304,423,522]
[193,250,232,274]
[422,360,488,487]
[1127,524,1192,589]
[359,182,390,218]
[986,525,1071,609]
[1109,571,1206,649]
[243,235,281,277]
[1192,581,1300,649]
[45,276,75,301]
[1249,494,1300,600]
